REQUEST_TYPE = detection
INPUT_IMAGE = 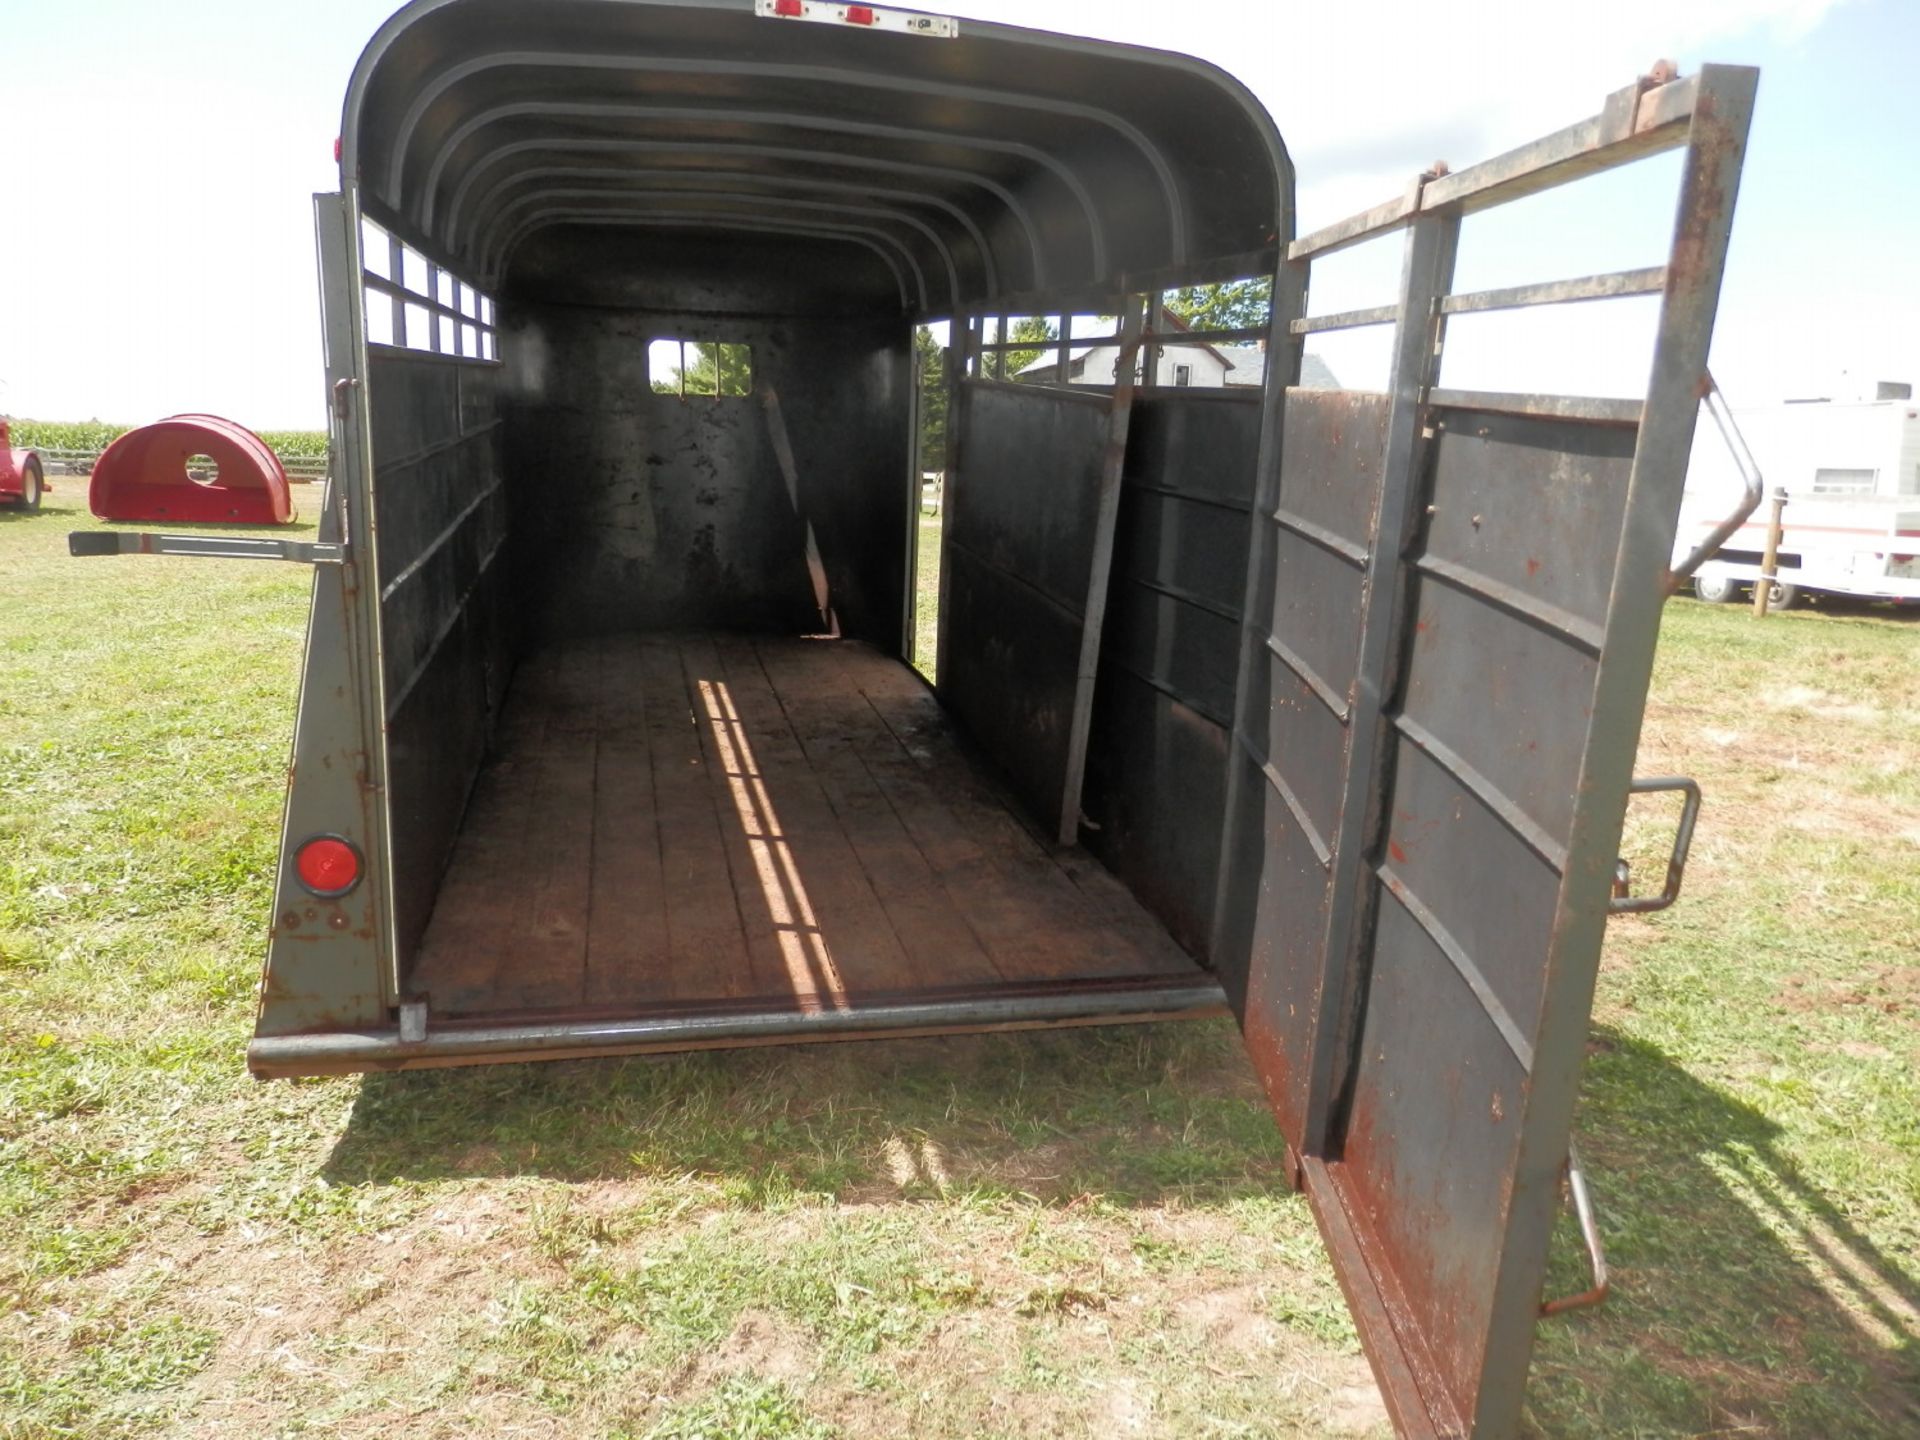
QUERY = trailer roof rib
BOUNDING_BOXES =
[341,0,1292,311]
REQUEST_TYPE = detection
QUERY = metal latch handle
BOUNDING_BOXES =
[1541,1139,1610,1316]
[1609,776,1701,915]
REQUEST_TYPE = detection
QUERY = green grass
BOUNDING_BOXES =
[2,492,1916,1437]
[911,510,941,681]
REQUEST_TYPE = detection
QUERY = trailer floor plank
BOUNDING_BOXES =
[409,633,1203,1017]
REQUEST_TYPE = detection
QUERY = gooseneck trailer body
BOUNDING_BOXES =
[85,4,1759,1433]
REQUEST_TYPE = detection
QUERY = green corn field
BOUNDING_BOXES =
[6,419,329,460]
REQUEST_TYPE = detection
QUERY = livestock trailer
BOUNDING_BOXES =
[79,3,1757,1433]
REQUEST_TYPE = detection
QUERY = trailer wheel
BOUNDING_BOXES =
[10,457,42,513]
[1692,568,1741,604]
[1764,579,1800,610]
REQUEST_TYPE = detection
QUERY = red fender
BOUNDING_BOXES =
[89,414,294,524]
[3,448,44,500]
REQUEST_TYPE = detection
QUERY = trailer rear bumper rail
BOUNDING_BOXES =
[248,980,1232,1077]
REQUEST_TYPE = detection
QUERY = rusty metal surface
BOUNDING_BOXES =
[1229,388,1391,1143]
[502,231,911,652]
[940,381,1110,826]
[1058,301,1148,846]
[247,974,1231,1078]
[1078,390,1264,956]
[256,196,398,1037]
[1271,67,1756,1440]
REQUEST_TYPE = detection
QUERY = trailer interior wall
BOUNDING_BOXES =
[498,227,914,650]
[328,0,1290,1023]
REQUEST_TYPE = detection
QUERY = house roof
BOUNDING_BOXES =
[1016,339,1341,390]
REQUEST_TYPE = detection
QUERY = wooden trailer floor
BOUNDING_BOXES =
[409,633,1202,1017]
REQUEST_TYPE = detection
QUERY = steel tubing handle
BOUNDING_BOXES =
[1541,1139,1611,1317]
[1669,371,1764,589]
[1610,776,1701,915]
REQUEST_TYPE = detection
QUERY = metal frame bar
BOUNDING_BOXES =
[414,100,1114,286]
[387,49,1187,266]
[1208,250,1308,958]
[69,532,346,564]
[248,976,1232,1078]
[443,139,1050,290]
[362,272,498,366]
[1058,295,1148,845]
[1288,70,1703,260]
[1235,730,1332,869]
[973,323,1271,354]
[491,209,926,310]
[1427,388,1642,425]
[1440,265,1666,315]
[933,311,975,692]
[1289,303,1399,336]
[1302,199,1461,1157]
[321,189,405,1005]
[477,185,968,300]
[464,164,1002,289]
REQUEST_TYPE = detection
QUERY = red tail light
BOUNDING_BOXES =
[296,836,362,897]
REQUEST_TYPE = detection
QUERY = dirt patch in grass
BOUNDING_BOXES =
[684,1309,815,1389]
[1775,965,1920,1017]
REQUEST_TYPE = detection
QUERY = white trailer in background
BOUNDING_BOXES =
[1677,382,1920,605]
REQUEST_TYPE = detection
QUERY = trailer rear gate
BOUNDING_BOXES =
[231,4,1754,1434]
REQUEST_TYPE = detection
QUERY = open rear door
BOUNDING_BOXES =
[1215,66,1756,1437]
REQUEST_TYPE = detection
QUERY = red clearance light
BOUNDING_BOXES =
[773,0,803,13]
[846,5,876,21]
[296,836,362,897]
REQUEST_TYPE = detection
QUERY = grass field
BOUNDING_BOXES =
[2,489,1915,1438]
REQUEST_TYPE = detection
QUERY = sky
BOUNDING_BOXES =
[1,0,1915,429]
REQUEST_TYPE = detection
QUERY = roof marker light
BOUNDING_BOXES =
[755,0,958,37]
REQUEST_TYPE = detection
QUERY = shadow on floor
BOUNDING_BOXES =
[321,1017,1290,1208]
[319,1017,1916,1434]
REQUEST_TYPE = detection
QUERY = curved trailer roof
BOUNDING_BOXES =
[341,0,1293,314]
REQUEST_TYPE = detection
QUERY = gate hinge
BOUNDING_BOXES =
[332,376,361,422]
